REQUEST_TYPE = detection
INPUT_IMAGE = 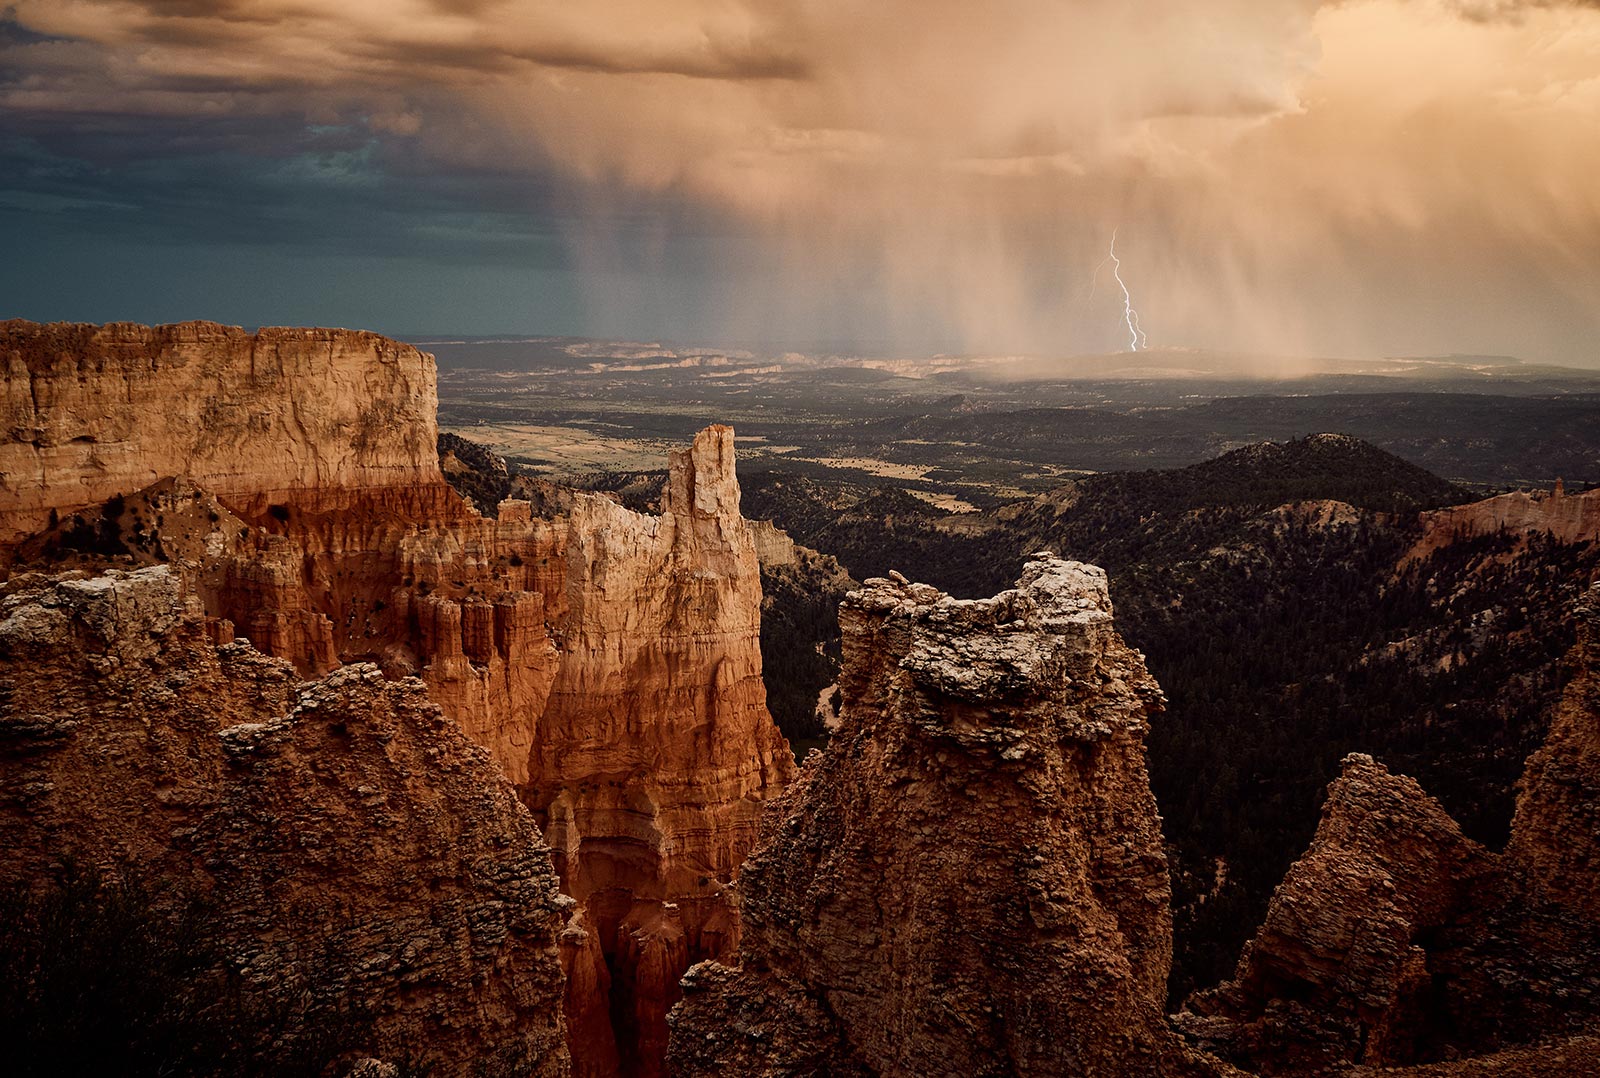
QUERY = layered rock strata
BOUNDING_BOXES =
[0,565,570,1077]
[0,320,449,544]
[669,555,1216,1077]
[0,321,794,1077]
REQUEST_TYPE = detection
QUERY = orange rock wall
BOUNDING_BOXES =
[0,320,447,543]
[0,321,793,1078]
[1408,484,1600,561]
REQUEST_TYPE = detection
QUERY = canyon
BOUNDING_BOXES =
[1,320,792,1076]
[4,319,1599,1077]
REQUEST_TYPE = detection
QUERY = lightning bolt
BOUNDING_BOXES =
[1104,228,1148,352]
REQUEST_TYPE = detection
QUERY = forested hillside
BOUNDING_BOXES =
[742,435,1600,998]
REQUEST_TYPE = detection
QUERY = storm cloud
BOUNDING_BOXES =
[2,0,1598,362]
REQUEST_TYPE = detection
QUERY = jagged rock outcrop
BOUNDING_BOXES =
[0,565,570,1076]
[1509,581,1600,922]
[1178,755,1498,1072]
[0,321,793,1077]
[669,554,1216,1077]
[520,427,796,1076]
[1181,582,1600,1073]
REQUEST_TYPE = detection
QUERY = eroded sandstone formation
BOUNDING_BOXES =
[669,555,1217,1077]
[0,321,793,1077]
[1407,482,1600,562]
[0,565,570,1077]
[1178,755,1498,1072]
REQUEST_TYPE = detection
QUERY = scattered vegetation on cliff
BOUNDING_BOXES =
[438,432,512,515]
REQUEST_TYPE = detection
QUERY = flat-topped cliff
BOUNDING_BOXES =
[0,320,451,543]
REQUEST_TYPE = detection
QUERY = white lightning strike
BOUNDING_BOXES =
[1104,228,1148,352]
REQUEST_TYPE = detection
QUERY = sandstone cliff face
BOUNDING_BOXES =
[669,555,1212,1078]
[1407,484,1600,562]
[0,321,793,1078]
[0,320,450,543]
[0,565,570,1077]
[512,427,795,1076]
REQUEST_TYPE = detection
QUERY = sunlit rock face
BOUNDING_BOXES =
[0,565,572,1078]
[0,321,793,1077]
[1406,483,1600,562]
[0,319,449,545]
[669,555,1219,1078]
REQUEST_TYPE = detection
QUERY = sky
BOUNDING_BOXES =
[2,0,1599,364]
